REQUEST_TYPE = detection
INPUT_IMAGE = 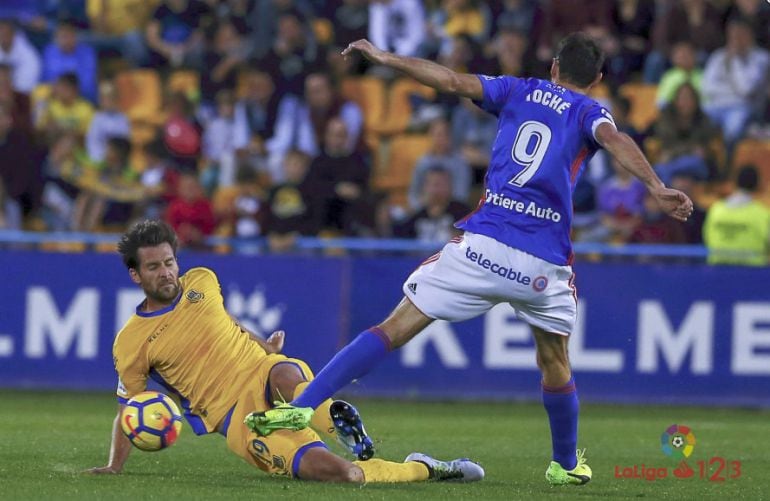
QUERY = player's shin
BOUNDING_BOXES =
[542,377,580,470]
[293,381,335,439]
[354,459,429,483]
[291,328,392,410]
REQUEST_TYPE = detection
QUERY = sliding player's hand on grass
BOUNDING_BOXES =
[85,466,120,474]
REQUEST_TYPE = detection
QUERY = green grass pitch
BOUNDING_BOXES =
[2,390,768,500]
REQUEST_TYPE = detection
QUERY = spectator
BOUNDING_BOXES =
[202,89,239,193]
[656,41,703,108]
[0,18,41,93]
[321,0,369,47]
[0,175,21,229]
[669,172,706,244]
[487,28,536,80]
[214,0,258,38]
[494,0,542,39]
[5,1,88,51]
[162,91,203,171]
[213,163,265,238]
[596,157,646,243]
[140,138,179,219]
[232,68,305,184]
[451,97,497,181]
[306,117,371,234]
[536,0,614,68]
[423,0,491,57]
[41,20,98,103]
[146,0,212,69]
[644,0,723,83]
[0,104,42,220]
[610,95,644,148]
[395,167,470,243]
[255,10,322,98]
[703,165,770,266]
[165,171,215,247]
[297,71,364,156]
[249,0,316,59]
[652,83,720,182]
[408,117,471,210]
[40,132,84,230]
[35,73,95,141]
[201,20,248,106]
[724,0,770,50]
[84,0,155,66]
[73,137,143,231]
[368,0,425,58]
[86,81,131,162]
[263,149,323,252]
[607,0,655,87]
[0,63,31,133]
[629,192,688,244]
[702,17,770,151]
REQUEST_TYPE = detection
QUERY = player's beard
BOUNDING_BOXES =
[147,279,181,305]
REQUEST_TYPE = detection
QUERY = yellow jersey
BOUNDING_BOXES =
[114,267,268,435]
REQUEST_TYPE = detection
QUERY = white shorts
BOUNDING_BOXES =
[402,232,577,335]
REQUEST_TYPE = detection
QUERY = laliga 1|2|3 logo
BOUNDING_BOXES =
[613,424,742,482]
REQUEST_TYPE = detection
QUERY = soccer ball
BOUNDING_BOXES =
[671,435,685,448]
[120,391,183,452]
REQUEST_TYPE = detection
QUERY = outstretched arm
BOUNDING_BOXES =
[86,404,132,474]
[595,123,693,222]
[341,39,483,100]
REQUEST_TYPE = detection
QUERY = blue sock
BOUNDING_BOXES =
[292,328,392,410]
[542,377,579,470]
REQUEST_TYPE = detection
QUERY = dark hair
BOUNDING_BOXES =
[57,72,79,89]
[107,136,131,163]
[555,33,604,88]
[736,165,759,192]
[118,220,178,269]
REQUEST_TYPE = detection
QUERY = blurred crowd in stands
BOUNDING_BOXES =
[0,0,768,261]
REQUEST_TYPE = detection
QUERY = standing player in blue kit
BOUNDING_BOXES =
[247,33,694,486]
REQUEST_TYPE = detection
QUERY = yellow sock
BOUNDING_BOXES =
[293,381,335,440]
[355,459,430,483]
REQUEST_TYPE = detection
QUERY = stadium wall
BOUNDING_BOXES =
[1,250,768,407]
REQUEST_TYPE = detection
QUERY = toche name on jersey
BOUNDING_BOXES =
[524,88,572,115]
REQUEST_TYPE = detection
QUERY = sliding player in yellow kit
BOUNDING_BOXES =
[87,220,483,483]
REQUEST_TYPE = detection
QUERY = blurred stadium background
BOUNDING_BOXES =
[0,0,769,497]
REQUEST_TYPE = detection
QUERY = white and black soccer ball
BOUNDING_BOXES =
[671,435,685,448]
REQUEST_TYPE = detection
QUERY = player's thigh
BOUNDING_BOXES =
[401,235,496,323]
[226,387,326,478]
[508,254,577,337]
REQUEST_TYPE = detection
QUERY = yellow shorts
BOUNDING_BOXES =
[224,354,327,478]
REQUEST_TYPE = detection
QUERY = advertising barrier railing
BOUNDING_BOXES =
[1,249,767,406]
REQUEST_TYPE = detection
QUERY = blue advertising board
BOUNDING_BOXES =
[1,250,768,407]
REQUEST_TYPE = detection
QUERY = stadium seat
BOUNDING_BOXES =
[167,70,201,102]
[341,77,386,130]
[373,79,437,135]
[373,133,432,206]
[115,69,163,123]
[619,83,658,131]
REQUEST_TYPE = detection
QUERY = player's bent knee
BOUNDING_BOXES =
[268,363,306,402]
